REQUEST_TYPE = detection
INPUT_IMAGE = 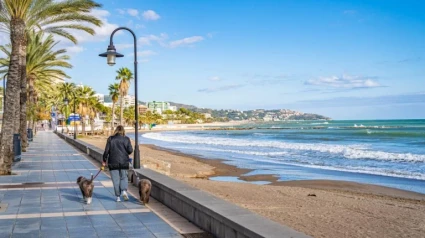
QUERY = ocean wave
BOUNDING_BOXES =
[173,146,289,156]
[311,121,329,125]
[142,132,425,162]
[275,162,425,180]
[170,145,425,180]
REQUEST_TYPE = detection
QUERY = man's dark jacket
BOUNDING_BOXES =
[103,134,133,170]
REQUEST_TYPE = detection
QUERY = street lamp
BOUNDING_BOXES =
[64,93,77,140]
[99,27,140,169]
[153,100,156,114]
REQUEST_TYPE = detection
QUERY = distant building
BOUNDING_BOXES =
[94,93,104,103]
[117,95,135,108]
[138,105,148,114]
[146,101,171,114]
[203,113,212,119]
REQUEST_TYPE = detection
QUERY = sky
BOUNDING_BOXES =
[2,0,425,119]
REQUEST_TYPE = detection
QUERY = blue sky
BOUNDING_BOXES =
[5,0,425,119]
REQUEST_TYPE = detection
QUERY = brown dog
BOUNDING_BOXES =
[76,174,94,204]
[138,179,151,205]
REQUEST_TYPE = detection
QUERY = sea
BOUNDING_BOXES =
[137,119,425,194]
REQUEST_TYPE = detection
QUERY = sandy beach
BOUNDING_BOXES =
[81,136,425,238]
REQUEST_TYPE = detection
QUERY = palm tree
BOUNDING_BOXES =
[108,83,119,130]
[76,85,95,135]
[0,0,102,175]
[0,30,71,145]
[123,106,135,127]
[115,67,133,125]
[87,96,101,135]
[57,82,76,132]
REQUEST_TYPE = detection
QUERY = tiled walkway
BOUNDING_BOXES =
[0,132,183,238]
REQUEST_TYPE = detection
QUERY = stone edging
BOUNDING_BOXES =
[54,131,311,238]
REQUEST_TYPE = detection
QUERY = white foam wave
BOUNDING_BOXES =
[142,132,425,163]
[311,122,329,125]
[276,162,425,180]
[167,145,425,180]
[173,146,289,156]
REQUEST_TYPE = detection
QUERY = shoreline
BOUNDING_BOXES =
[80,136,425,238]
[144,143,425,201]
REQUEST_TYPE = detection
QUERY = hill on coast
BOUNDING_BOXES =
[166,102,330,121]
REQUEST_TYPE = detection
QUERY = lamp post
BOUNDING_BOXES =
[64,92,77,140]
[99,27,140,169]
[153,101,156,114]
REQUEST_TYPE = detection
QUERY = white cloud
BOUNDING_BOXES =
[305,74,382,89]
[138,33,168,46]
[198,84,245,93]
[117,9,125,15]
[138,50,157,57]
[115,43,133,50]
[135,24,144,29]
[169,36,204,48]
[65,46,84,54]
[209,76,221,81]
[142,10,160,21]
[127,8,139,17]
[207,32,217,38]
[125,20,145,30]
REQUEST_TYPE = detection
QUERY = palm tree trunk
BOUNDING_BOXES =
[81,118,85,135]
[27,78,35,132]
[20,70,28,151]
[111,102,115,130]
[0,19,25,175]
[90,119,95,135]
[120,96,124,126]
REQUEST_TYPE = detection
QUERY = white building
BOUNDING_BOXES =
[94,93,105,104]
[117,95,135,108]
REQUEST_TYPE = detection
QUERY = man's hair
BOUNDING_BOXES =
[114,125,125,136]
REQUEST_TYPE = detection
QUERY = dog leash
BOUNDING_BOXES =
[91,166,105,181]
[129,159,140,181]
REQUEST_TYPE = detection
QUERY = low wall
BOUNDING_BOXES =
[54,131,310,238]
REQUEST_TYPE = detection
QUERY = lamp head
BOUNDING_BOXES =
[63,98,69,105]
[99,44,124,66]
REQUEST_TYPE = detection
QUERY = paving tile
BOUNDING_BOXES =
[97,230,128,237]
[154,233,183,238]
[133,212,165,224]
[68,227,97,238]
[40,228,68,238]
[0,232,11,238]
[11,232,39,238]
[144,223,177,234]
[126,230,156,238]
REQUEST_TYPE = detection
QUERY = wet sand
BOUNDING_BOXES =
[81,136,425,238]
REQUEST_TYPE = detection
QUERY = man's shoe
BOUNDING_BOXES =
[122,191,129,201]
[116,196,121,202]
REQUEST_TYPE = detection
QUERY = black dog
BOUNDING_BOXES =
[76,174,94,204]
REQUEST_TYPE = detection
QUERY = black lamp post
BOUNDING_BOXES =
[64,92,77,140]
[99,27,140,169]
[153,100,156,114]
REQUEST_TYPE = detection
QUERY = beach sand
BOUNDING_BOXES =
[81,136,425,238]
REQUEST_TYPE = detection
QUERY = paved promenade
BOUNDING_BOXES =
[0,132,183,238]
